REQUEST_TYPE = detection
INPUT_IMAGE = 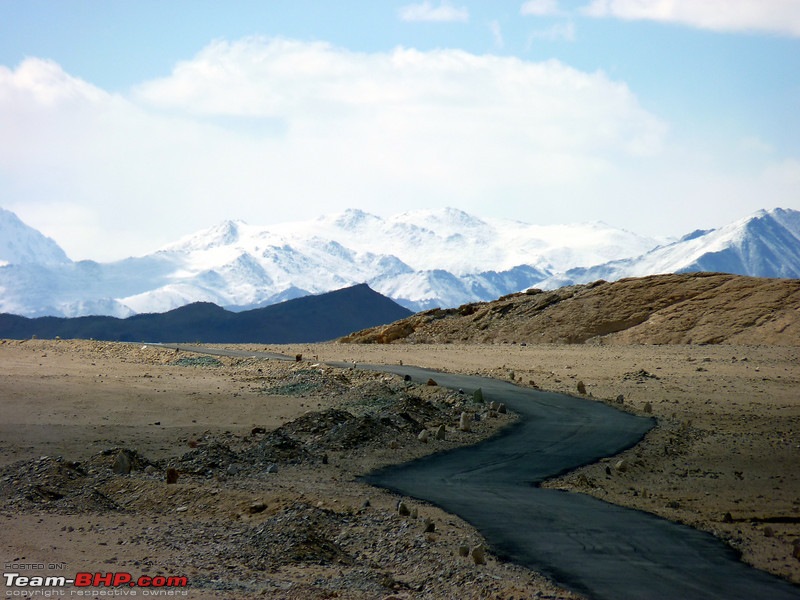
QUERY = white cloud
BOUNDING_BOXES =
[520,0,564,17]
[581,0,800,36]
[398,1,469,23]
[489,20,505,48]
[0,38,681,260]
[528,21,577,42]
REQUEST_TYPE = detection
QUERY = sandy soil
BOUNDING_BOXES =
[2,339,798,598]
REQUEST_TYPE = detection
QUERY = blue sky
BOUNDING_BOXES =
[1,0,799,261]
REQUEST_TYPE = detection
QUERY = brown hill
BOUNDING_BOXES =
[340,273,800,346]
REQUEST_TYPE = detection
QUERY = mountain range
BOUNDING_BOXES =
[1,206,799,318]
[0,283,412,343]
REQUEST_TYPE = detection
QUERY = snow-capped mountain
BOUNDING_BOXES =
[1,206,798,318]
[540,208,800,288]
[0,208,70,266]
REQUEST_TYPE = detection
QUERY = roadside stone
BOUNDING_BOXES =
[459,412,471,432]
[422,518,435,533]
[166,467,179,485]
[577,381,587,395]
[473,388,484,403]
[418,430,430,443]
[427,378,437,386]
[435,424,446,440]
[397,501,411,517]
[471,545,486,565]
[112,452,132,475]
[248,502,267,514]
[614,459,629,473]
[458,545,470,557]
[643,402,653,414]
[497,403,507,414]
[616,394,625,404]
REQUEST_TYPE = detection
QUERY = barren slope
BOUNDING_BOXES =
[341,273,800,346]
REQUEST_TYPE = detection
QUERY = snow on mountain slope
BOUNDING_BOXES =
[270,207,658,275]
[3,206,797,318]
[540,208,800,288]
[123,207,652,313]
[0,208,71,266]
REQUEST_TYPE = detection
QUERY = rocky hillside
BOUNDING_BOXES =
[340,273,800,346]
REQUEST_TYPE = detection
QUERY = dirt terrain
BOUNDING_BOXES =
[0,339,576,599]
[341,273,800,346]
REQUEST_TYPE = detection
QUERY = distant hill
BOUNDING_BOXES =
[341,273,800,346]
[0,283,413,343]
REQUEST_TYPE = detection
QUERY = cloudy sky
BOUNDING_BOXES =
[1,0,799,261]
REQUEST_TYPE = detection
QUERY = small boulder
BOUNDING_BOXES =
[577,381,587,395]
[459,412,471,432]
[471,545,486,565]
[248,502,267,514]
[166,467,179,485]
[418,429,430,443]
[112,451,132,475]
[435,424,446,440]
[397,501,411,517]
[427,378,438,386]
[497,403,507,414]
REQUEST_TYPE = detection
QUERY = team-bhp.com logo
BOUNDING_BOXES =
[4,571,189,596]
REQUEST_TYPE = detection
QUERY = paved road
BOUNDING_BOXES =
[167,346,800,599]
[358,364,800,600]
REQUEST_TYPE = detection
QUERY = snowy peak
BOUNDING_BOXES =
[542,207,800,288]
[0,208,71,266]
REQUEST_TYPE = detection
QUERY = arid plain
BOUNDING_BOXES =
[1,334,798,598]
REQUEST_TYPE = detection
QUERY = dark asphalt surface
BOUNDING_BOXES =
[358,364,800,600]
[165,346,800,599]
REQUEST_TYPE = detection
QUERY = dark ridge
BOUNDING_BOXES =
[0,283,412,343]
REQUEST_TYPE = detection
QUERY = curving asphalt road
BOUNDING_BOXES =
[164,346,800,599]
[357,364,800,600]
